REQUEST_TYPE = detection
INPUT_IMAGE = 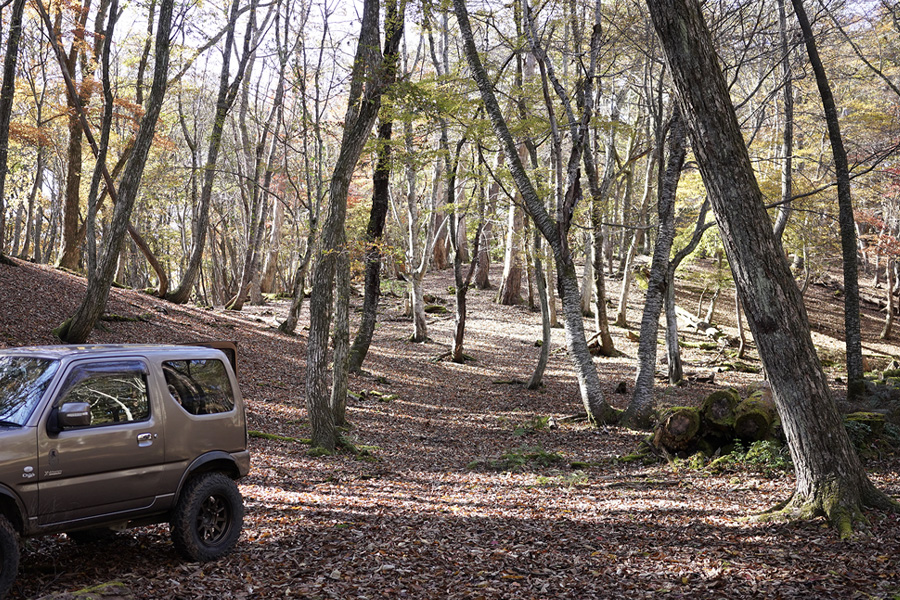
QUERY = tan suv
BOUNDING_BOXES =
[0,343,250,598]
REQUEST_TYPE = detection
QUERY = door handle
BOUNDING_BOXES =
[137,432,157,447]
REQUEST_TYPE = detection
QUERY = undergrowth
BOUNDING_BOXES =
[467,445,563,472]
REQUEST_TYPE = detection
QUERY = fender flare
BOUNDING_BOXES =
[173,451,242,501]
[0,485,27,533]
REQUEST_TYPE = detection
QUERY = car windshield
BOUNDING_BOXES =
[0,356,59,426]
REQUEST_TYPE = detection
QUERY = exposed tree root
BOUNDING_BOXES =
[753,482,899,539]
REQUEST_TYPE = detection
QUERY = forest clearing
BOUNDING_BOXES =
[2,0,900,597]
[1,257,898,600]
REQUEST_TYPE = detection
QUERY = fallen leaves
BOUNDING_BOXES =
[2,260,899,599]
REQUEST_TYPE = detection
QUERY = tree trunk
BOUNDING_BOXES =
[664,270,683,384]
[645,0,895,534]
[227,71,282,312]
[735,289,747,358]
[475,150,503,290]
[614,234,637,328]
[306,0,400,450]
[581,235,593,316]
[881,259,894,340]
[772,0,794,242]
[166,0,256,305]
[331,250,350,427]
[348,28,399,373]
[259,194,284,294]
[279,242,313,334]
[622,109,686,429]
[455,0,618,425]
[791,0,864,399]
[0,0,26,252]
[497,196,524,305]
[527,228,551,389]
[55,0,174,343]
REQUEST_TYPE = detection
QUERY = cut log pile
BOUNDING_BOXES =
[649,384,890,457]
[651,385,781,456]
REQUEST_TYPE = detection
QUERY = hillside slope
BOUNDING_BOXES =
[1,257,898,600]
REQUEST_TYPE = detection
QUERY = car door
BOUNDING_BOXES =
[37,358,165,527]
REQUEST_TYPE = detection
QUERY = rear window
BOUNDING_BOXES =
[163,359,234,415]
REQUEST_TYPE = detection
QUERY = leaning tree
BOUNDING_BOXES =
[644,0,897,534]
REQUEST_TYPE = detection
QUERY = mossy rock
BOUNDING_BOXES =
[424,304,449,314]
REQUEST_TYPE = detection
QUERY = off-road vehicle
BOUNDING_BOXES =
[0,343,250,598]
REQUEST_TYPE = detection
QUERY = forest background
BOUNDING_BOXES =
[1,0,900,596]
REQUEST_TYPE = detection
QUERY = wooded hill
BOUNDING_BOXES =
[1,0,900,595]
[1,255,898,599]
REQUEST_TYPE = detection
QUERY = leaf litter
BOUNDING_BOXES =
[0,259,897,599]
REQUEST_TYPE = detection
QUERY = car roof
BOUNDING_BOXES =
[0,344,224,360]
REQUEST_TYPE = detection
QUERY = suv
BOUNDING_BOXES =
[0,343,250,598]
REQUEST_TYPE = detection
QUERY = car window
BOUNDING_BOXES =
[58,361,150,427]
[0,356,59,426]
[163,359,234,415]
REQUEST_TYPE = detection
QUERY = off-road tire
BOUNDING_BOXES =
[170,472,243,562]
[0,515,19,599]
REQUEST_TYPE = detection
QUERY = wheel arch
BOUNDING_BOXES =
[175,452,241,500]
[0,487,25,534]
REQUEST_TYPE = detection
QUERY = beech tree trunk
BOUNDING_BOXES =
[348,118,393,372]
[455,0,618,424]
[614,235,637,328]
[772,0,794,242]
[664,271,683,384]
[166,0,256,304]
[349,2,402,372]
[306,0,400,450]
[622,109,686,428]
[527,228,551,389]
[0,0,26,252]
[475,150,503,290]
[645,0,895,534]
[497,194,525,305]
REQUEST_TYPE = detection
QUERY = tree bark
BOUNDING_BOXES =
[772,0,794,241]
[56,0,97,271]
[348,2,402,371]
[475,150,503,290]
[881,259,894,340]
[306,0,401,450]
[790,0,864,399]
[0,0,26,252]
[527,227,551,389]
[166,0,257,304]
[622,109,686,428]
[645,0,896,534]
[664,270,683,384]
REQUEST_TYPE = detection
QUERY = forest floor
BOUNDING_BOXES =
[1,256,899,599]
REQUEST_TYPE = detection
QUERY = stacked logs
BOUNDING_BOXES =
[652,385,780,455]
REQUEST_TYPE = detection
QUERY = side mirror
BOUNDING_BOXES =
[54,402,92,431]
